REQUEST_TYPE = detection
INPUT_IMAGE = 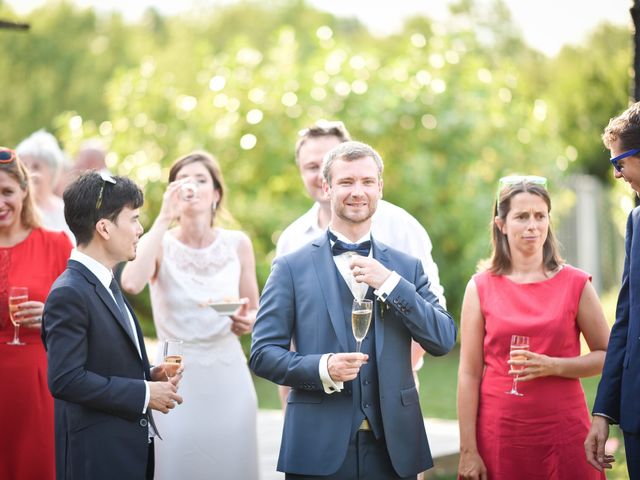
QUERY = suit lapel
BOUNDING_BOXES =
[69,260,141,354]
[371,238,391,355]
[311,235,350,352]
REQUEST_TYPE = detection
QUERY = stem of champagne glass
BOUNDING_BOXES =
[355,341,362,353]
[12,324,20,343]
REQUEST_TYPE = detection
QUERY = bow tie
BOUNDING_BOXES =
[328,231,371,257]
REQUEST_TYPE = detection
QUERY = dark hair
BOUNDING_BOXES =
[0,151,41,229]
[295,120,352,164]
[602,101,640,150]
[484,181,563,275]
[63,172,143,246]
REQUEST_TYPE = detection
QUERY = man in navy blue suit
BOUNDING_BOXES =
[250,141,457,479]
[42,172,183,480]
[585,101,640,479]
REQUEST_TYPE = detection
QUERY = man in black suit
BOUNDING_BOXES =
[42,172,183,480]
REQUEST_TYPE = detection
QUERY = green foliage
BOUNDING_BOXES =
[1,0,632,332]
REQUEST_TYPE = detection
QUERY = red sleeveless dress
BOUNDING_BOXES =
[0,228,72,480]
[473,265,606,479]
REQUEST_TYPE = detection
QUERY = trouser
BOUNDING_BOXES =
[624,430,640,480]
[285,430,416,480]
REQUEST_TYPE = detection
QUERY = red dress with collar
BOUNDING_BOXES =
[0,228,72,480]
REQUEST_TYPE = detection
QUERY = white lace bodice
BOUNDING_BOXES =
[149,229,243,347]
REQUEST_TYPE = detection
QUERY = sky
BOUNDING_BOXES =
[5,0,634,56]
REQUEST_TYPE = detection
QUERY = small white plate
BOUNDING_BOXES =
[208,301,245,315]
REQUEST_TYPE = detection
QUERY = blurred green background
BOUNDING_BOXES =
[2,0,634,477]
[1,0,633,333]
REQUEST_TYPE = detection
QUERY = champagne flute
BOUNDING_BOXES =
[351,299,373,353]
[7,287,28,346]
[505,335,530,396]
[162,339,183,380]
[180,182,199,201]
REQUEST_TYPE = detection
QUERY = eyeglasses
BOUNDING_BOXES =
[297,120,349,138]
[96,172,116,210]
[609,148,640,173]
[0,147,17,164]
[497,175,548,202]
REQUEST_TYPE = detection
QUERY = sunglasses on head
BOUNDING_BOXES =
[0,147,17,164]
[497,175,548,203]
[95,171,117,210]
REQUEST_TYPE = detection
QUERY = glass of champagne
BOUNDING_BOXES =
[351,299,373,353]
[505,335,530,396]
[162,339,183,380]
[7,287,28,346]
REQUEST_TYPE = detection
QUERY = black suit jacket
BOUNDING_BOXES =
[42,259,152,480]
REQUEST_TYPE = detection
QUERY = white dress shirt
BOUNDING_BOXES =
[318,229,401,394]
[70,249,150,413]
[275,199,446,307]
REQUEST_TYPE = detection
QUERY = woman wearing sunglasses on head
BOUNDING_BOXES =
[0,148,72,479]
[457,176,611,480]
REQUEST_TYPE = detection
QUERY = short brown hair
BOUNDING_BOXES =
[295,120,351,164]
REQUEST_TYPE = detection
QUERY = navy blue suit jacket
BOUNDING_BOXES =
[250,235,457,477]
[42,260,152,480]
[593,207,640,433]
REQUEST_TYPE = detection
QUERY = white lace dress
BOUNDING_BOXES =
[150,229,259,480]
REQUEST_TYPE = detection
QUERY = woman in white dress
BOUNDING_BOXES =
[121,151,260,479]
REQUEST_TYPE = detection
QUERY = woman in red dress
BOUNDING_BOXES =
[457,177,611,479]
[0,148,72,479]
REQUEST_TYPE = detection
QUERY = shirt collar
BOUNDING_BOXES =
[327,228,371,246]
[70,249,114,290]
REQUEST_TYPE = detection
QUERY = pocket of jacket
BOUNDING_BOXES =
[287,389,324,404]
[400,386,419,406]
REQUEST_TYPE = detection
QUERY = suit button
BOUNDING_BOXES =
[364,380,370,385]
[140,418,148,427]
[363,403,370,408]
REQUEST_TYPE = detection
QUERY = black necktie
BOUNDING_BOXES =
[109,277,134,338]
[328,231,371,257]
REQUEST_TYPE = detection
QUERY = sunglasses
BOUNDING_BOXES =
[0,147,17,164]
[96,172,117,210]
[609,148,640,173]
[497,175,548,202]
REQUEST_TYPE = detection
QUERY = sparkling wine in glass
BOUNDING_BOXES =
[351,299,373,353]
[506,335,530,396]
[7,287,28,346]
[162,339,183,380]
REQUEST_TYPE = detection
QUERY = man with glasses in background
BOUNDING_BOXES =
[275,121,446,411]
[585,101,640,480]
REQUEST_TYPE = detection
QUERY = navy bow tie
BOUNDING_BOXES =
[328,231,371,257]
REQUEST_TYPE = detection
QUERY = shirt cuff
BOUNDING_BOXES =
[319,353,343,394]
[593,413,616,424]
[374,271,401,302]
[142,381,150,414]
